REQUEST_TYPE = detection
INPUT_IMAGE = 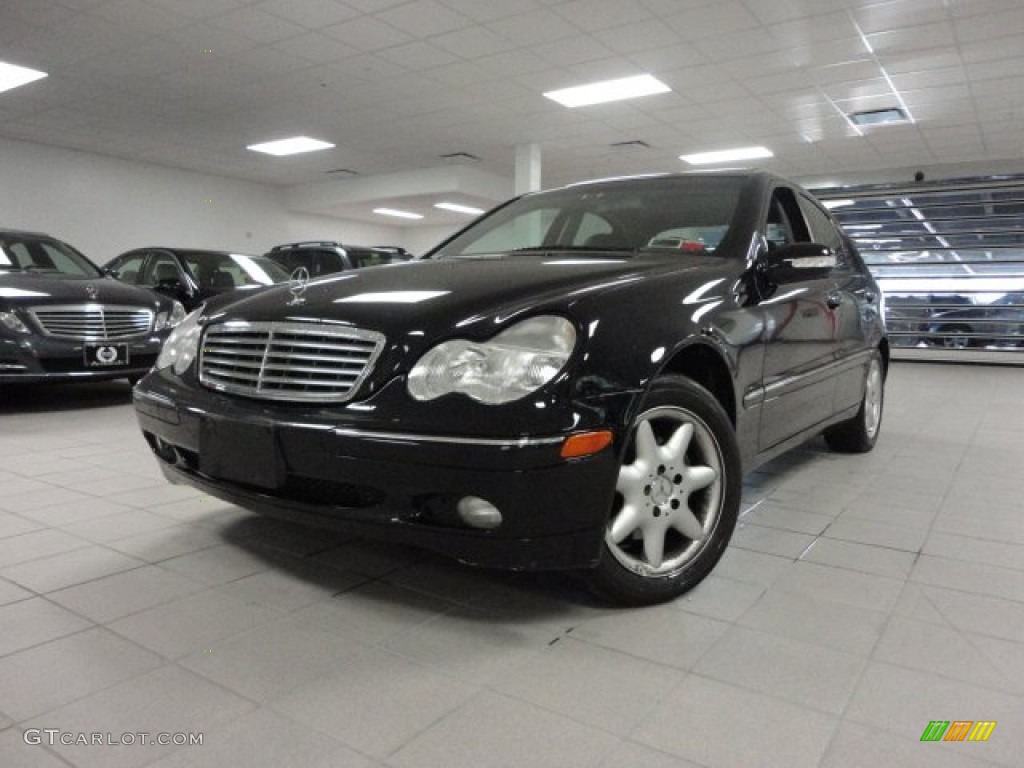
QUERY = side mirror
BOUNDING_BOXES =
[764,243,836,283]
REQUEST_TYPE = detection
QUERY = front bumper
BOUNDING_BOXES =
[134,377,628,570]
[0,333,164,384]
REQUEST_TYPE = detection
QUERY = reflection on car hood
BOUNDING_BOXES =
[0,272,164,308]
[202,254,717,333]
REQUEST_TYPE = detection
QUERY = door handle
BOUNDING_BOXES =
[826,293,842,309]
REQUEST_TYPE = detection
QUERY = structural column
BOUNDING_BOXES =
[515,143,541,195]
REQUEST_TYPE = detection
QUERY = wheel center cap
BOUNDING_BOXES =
[651,475,674,506]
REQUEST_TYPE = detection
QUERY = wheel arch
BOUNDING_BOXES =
[656,342,737,427]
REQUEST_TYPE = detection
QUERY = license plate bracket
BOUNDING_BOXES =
[83,343,129,367]
[199,419,285,490]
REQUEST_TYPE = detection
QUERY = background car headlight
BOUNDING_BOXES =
[155,301,186,331]
[0,311,30,334]
[407,315,576,404]
[155,308,203,375]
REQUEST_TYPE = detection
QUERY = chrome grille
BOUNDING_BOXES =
[29,304,154,340]
[199,321,385,403]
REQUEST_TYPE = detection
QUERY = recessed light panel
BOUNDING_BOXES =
[374,208,423,220]
[848,108,909,126]
[680,146,773,165]
[435,202,484,215]
[0,61,47,95]
[247,136,335,156]
[544,74,671,108]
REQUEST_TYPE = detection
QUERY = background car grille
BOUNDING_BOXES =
[199,321,385,403]
[29,305,154,339]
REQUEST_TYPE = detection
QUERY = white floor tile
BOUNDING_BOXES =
[632,675,838,768]
[389,690,619,768]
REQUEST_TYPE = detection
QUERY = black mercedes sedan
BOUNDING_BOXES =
[1,229,185,385]
[133,172,887,605]
[106,247,290,311]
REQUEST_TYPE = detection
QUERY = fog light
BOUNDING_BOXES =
[457,496,502,530]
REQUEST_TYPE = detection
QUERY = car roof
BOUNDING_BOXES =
[0,228,60,238]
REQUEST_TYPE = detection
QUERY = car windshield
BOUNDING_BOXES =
[181,251,290,287]
[0,234,103,278]
[432,176,744,260]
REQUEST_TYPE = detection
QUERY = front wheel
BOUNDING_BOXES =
[585,376,741,606]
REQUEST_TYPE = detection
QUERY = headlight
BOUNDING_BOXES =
[155,301,187,331]
[0,311,30,334]
[407,315,576,404]
[155,308,203,375]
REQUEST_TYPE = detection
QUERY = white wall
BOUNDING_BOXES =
[0,136,403,264]
[403,224,462,256]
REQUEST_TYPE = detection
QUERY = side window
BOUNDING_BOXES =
[765,187,810,251]
[142,252,183,285]
[797,195,844,254]
[321,250,344,274]
[112,252,146,284]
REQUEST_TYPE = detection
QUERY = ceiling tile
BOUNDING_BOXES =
[852,0,951,34]
[272,32,361,64]
[552,0,653,32]
[321,16,413,51]
[210,7,308,44]
[146,0,247,20]
[376,41,460,70]
[377,0,475,37]
[866,22,957,54]
[438,0,543,23]
[665,1,763,40]
[591,19,681,54]
[256,0,361,29]
[430,25,515,59]
[486,9,582,45]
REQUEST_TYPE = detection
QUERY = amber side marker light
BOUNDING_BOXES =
[561,430,614,459]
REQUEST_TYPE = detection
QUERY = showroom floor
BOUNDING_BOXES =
[0,362,1022,768]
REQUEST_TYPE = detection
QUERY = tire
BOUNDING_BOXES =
[824,351,884,453]
[585,376,741,606]
[938,324,973,349]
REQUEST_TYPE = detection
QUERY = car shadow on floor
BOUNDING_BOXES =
[216,513,612,616]
[0,380,135,413]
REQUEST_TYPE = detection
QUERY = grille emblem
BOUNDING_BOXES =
[288,267,310,305]
[86,284,99,300]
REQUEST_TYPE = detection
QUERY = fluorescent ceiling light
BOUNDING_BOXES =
[246,136,335,156]
[544,74,670,108]
[374,208,423,220]
[680,146,773,165]
[0,61,47,95]
[822,199,855,209]
[435,202,484,216]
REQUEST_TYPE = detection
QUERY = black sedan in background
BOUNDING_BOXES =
[265,241,412,278]
[106,247,290,311]
[134,172,887,605]
[1,229,184,384]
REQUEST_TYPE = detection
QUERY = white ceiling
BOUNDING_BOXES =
[2,0,1024,224]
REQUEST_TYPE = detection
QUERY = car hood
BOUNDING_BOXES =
[202,254,718,335]
[0,272,164,309]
